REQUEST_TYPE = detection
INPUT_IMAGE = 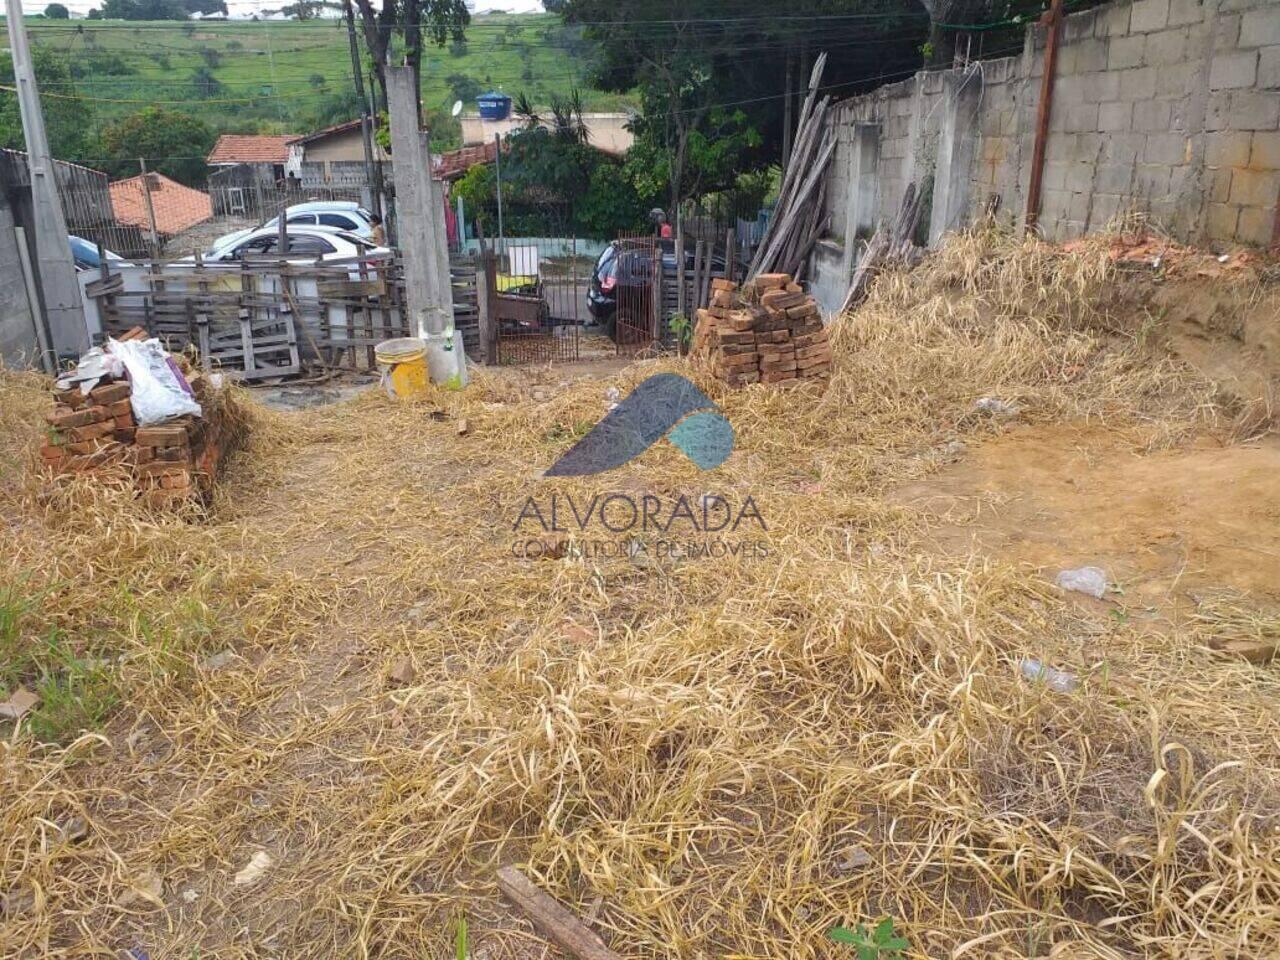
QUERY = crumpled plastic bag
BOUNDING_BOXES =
[1055,566,1107,598]
[107,338,201,426]
[55,347,125,396]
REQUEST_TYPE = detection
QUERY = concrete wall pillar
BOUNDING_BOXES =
[929,67,984,246]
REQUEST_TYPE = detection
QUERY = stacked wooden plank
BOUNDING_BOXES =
[749,53,834,282]
[691,274,831,388]
[38,335,242,508]
[840,182,927,314]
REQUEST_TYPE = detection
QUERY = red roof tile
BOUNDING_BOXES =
[291,119,365,146]
[434,140,499,181]
[206,134,297,165]
[109,173,213,237]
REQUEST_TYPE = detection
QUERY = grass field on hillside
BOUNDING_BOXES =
[24,13,634,146]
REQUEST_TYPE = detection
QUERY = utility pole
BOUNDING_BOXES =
[4,0,87,360]
[342,0,381,220]
[387,65,460,383]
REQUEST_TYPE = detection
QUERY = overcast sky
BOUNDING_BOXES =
[18,0,546,14]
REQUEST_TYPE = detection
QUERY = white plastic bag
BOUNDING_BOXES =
[1055,566,1107,599]
[108,338,202,426]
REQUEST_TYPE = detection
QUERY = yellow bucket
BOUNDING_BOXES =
[375,337,429,399]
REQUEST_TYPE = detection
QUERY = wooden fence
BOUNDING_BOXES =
[90,253,479,382]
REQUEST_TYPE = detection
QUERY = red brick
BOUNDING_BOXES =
[135,425,190,447]
[710,278,738,293]
[137,461,188,478]
[761,369,797,384]
[47,408,103,429]
[792,331,828,348]
[153,446,192,463]
[755,273,790,289]
[786,303,819,321]
[160,471,192,490]
[67,420,116,442]
[761,289,806,310]
[53,388,86,410]
[89,382,131,405]
[114,427,137,443]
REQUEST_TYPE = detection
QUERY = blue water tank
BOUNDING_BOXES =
[476,92,512,121]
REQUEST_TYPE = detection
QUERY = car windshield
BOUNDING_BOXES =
[337,231,373,251]
[68,237,100,268]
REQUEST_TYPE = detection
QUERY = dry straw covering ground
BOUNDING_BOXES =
[1,228,1278,959]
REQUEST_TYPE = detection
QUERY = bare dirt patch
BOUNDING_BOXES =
[894,423,1280,609]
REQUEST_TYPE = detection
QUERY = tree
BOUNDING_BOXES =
[557,0,926,207]
[99,107,214,186]
[87,8,104,17]
[0,48,93,165]
[101,0,189,19]
[44,3,71,18]
[189,66,222,99]
[350,0,470,120]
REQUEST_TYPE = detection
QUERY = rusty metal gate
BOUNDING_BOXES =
[611,235,661,356]
[491,239,581,365]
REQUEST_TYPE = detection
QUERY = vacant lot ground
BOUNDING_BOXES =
[2,231,1278,959]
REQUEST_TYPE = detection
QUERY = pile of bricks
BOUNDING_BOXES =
[690,273,831,387]
[39,362,236,508]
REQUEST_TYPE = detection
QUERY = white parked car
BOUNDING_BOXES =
[210,202,376,254]
[200,225,387,264]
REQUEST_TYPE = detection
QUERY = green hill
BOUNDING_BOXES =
[23,13,634,149]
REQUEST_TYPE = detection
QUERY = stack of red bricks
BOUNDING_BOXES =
[691,273,831,387]
[40,367,232,507]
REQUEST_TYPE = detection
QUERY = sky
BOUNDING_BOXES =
[19,0,546,13]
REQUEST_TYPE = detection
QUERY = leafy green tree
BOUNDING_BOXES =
[189,66,222,99]
[101,0,189,19]
[99,107,214,186]
[44,3,71,18]
[350,0,470,118]
[0,48,92,165]
[446,73,481,105]
[86,8,104,17]
[558,0,926,203]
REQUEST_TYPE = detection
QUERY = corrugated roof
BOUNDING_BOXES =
[206,134,297,165]
[109,173,213,237]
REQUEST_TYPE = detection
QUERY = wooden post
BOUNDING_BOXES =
[651,244,662,341]
[675,227,686,318]
[724,227,736,283]
[476,243,497,365]
[138,158,160,259]
[1025,0,1064,233]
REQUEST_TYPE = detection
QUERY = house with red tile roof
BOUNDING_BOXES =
[109,173,213,238]
[206,134,298,169]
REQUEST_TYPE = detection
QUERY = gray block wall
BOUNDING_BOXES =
[0,188,39,369]
[817,0,1279,281]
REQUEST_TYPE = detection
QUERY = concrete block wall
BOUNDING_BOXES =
[0,189,39,369]
[818,0,1280,275]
